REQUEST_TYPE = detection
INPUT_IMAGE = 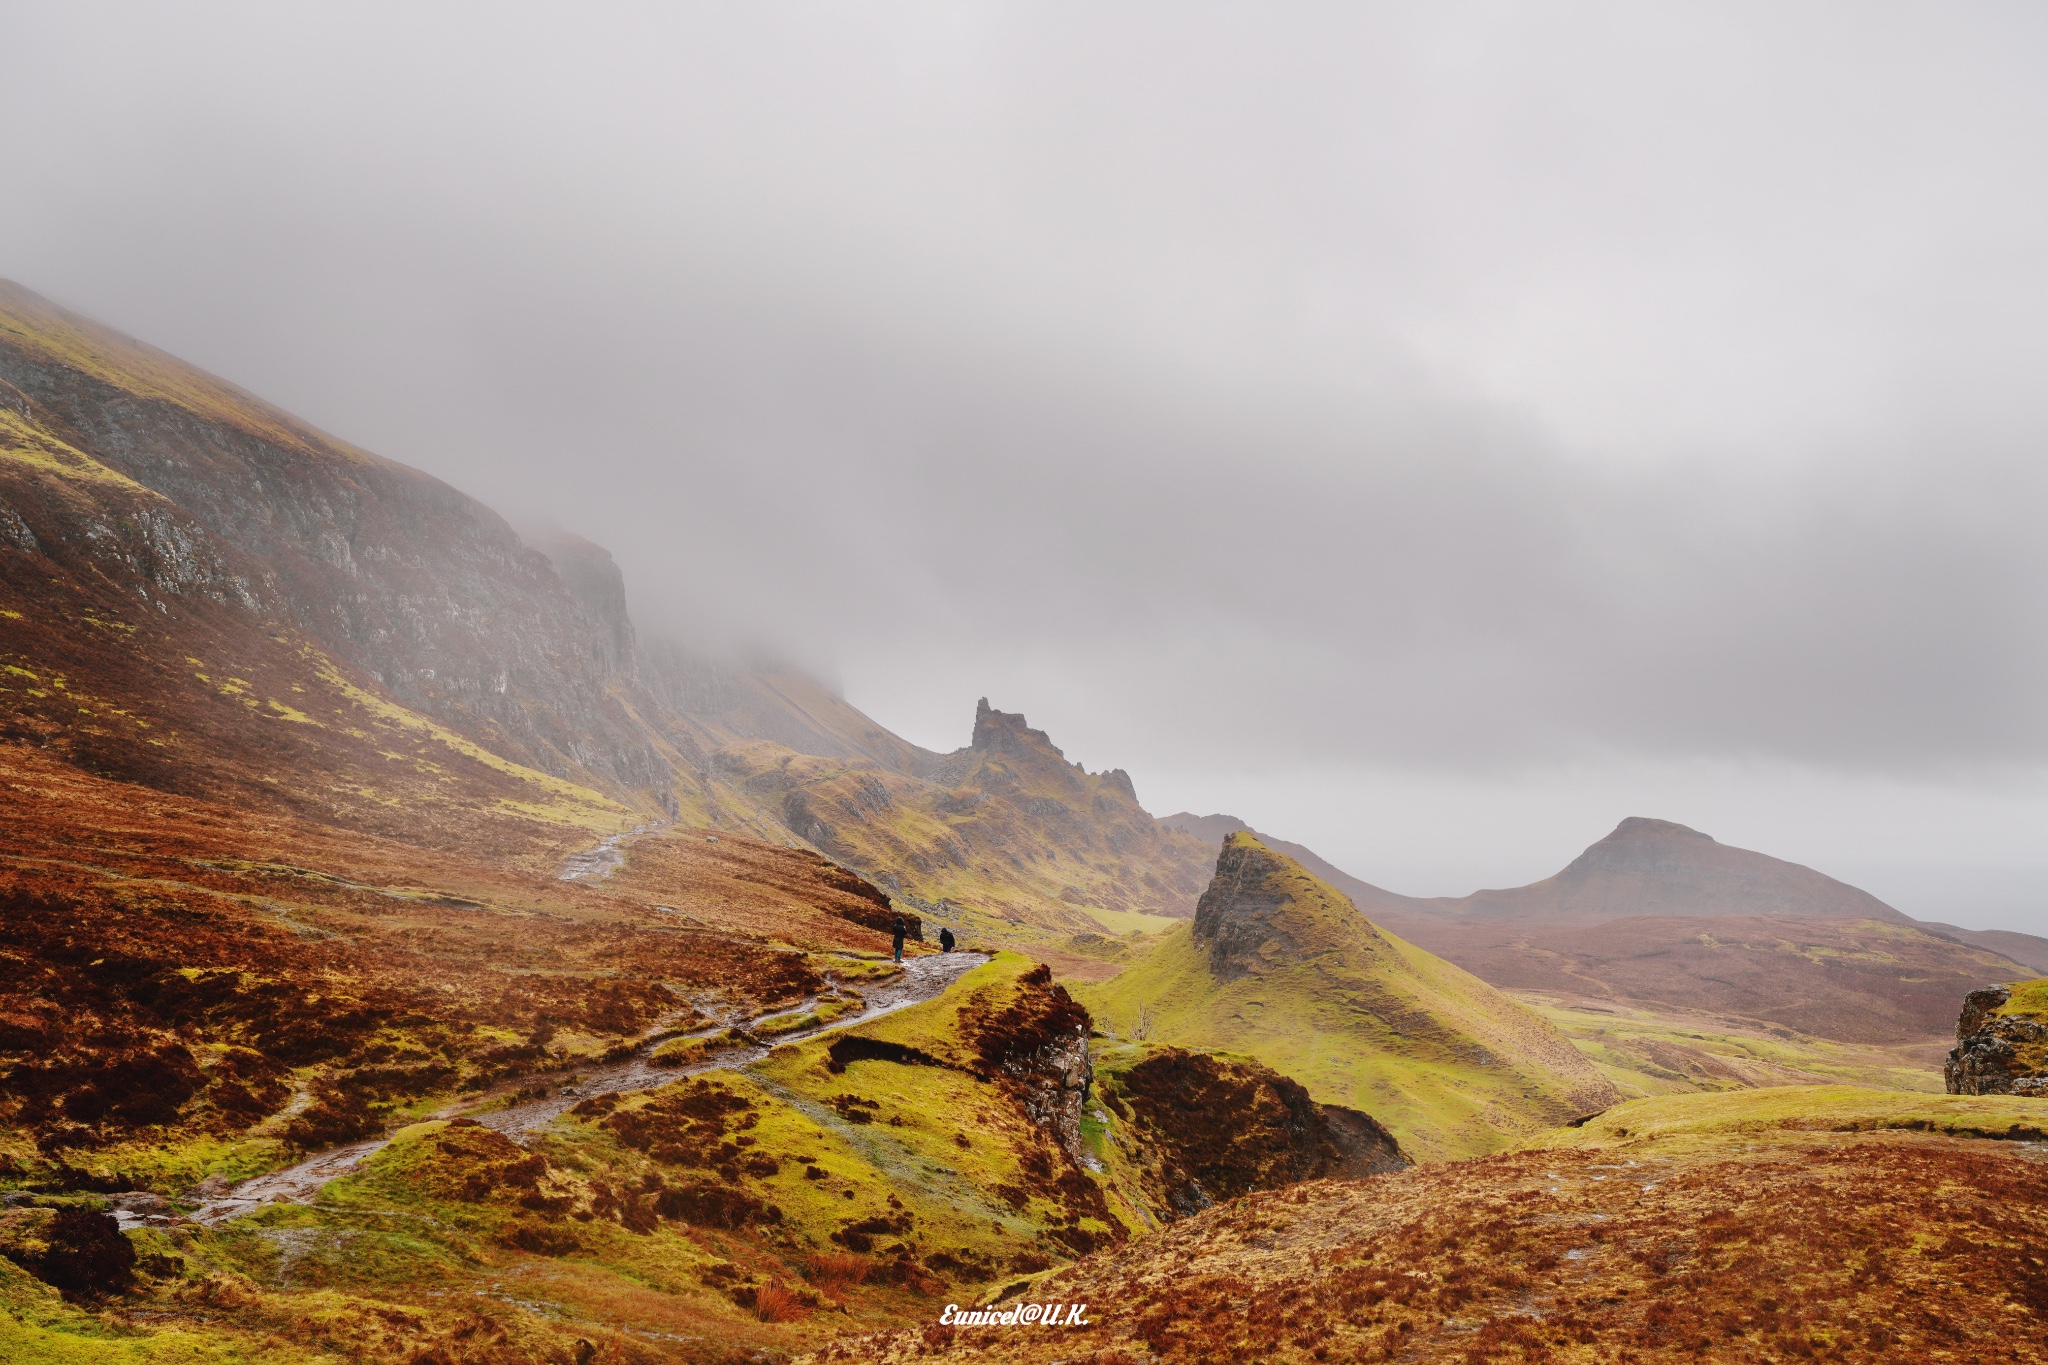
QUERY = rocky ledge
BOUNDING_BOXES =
[1946,981,2048,1096]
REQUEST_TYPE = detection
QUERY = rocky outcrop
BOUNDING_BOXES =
[1946,982,2048,1096]
[714,699,1217,932]
[1194,831,1386,981]
[964,964,1095,1165]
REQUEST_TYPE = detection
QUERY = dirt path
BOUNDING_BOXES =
[185,951,989,1226]
[556,819,669,882]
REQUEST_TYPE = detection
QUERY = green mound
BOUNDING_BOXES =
[1076,833,1617,1161]
[1533,1084,2048,1151]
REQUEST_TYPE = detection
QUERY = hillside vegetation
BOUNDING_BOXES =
[1077,834,1617,1160]
[817,1086,2048,1365]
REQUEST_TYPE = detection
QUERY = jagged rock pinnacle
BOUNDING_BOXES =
[969,698,1062,756]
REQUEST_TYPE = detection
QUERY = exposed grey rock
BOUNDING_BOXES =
[1946,984,2048,1096]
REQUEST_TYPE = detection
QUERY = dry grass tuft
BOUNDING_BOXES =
[753,1279,811,1323]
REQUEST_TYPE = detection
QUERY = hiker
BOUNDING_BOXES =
[938,925,956,953]
[891,915,907,963]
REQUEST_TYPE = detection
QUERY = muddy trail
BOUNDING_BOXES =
[555,819,670,882]
[182,951,990,1227]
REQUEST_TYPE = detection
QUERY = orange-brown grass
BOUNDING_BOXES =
[807,1129,2048,1364]
[0,743,900,1178]
[806,1252,874,1292]
[755,1279,814,1323]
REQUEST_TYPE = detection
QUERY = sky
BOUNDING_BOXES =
[3,3,2045,929]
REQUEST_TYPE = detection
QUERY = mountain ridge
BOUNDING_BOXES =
[0,277,1206,931]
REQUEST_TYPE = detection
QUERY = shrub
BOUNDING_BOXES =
[16,1206,137,1300]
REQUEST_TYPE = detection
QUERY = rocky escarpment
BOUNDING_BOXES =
[1,280,1220,934]
[1946,982,2048,1096]
[0,282,678,797]
[964,964,1096,1165]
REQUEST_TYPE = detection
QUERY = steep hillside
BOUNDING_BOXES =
[0,378,635,844]
[0,278,1214,938]
[0,743,920,1181]
[818,1087,2048,1365]
[0,282,688,804]
[1078,834,1617,1160]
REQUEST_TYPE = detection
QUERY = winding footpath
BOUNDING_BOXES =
[184,951,989,1226]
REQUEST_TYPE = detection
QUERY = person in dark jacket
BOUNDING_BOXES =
[891,915,907,963]
[938,925,956,953]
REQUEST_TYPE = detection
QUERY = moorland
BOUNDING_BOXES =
[3,278,2046,1363]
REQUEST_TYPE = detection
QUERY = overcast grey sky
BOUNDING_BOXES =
[5,3,2045,928]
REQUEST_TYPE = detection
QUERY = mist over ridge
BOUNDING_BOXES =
[3,4,2044,928]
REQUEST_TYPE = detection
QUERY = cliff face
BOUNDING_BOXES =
[1947,981,2048,1096]
[1194,829,1388,981]
[0,283,679,800]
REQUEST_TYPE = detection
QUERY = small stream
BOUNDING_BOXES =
[183,951,989,1227]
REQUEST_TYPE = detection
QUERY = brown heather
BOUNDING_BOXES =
[810,1130,2048,1364]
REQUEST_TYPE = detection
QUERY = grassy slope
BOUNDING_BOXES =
[750,954,1130,1252]
[1075,839,1617,1162]
[1531,1084,2048,1153]
[1516,992,1948,1098]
